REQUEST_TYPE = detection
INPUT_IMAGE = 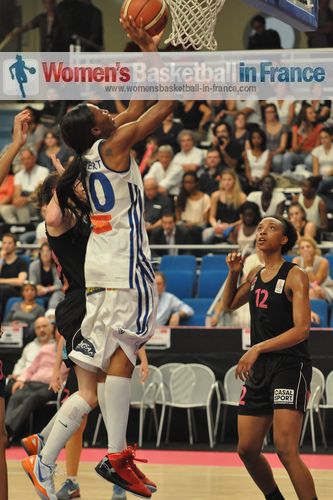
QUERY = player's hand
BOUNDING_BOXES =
[51,154,65,175]
[120,15,159,51]
[139,361,149,383]
[236,346,260,381]
[12,109,31,147]
[226,252,244,273]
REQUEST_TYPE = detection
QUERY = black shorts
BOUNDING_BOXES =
[238,355,312,416]
[0,359,5,399]
[56,290,86,368]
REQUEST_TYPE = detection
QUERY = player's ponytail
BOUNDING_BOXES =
[57,104,96,222]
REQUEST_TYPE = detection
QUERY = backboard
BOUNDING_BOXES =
[243,0,318,31]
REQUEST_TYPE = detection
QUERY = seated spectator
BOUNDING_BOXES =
[198,149,224,196]
[176,100,211,139]
[143,178,173,237]
[312,127,333,195]
[5,316,54,397]
[0,233,28,320]
[29,242,64,309]
[282,105,322,174]
[293,236,333,302]
[5,281,45,341]
[247,174,285,217]
[230,201,261,254]
[0,167,14,221]
[173,130,205,173]
[0,148,48,224]
[212,122,243,173]
[145,145,183,197]
[266,99,295,128]
[150,213,192,256]
[294,176,328,231]
[231,111,250,153]
[208,100,237,129]
[155,272,194,326]
[263,103,288,174]
[202,169,247,244]
[153,112,183,153]
[244,129,272,189]
[5,317,67,438]
[235,100,262,129]
[287,202,317,240]
[302,99,331,123]
[176,172,210,244]
[37,130,72,172]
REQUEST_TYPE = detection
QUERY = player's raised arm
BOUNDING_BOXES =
[0,110,30,184]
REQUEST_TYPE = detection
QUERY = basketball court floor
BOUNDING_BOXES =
[6,447,333,499]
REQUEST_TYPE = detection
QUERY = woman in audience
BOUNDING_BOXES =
[244,129,272,189]
[230,201,261,254]
[176,100,212,139]
[153,112,183,153]
[293,236,333,302]
[302,99,331,123]
[266,97,295,127]
[176,172,211,236]
[202,169,247,243]
[247,174,285,217]
[287,202,317,240]
[0,166,14,222]
[263,103,288,174]
[282,104,322,173]
[231,111,250,152]
[37,130,72,172]
[29,242,64,309]
[5,282,45,341]
[312,127,333,195]
[294,176,328,231]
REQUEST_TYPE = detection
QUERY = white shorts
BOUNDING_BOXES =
[69,281,157,372]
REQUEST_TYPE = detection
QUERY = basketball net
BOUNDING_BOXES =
[165,0,226,51]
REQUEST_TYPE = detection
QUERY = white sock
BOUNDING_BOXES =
[40,393,92,465]
[40,413,57,441]
[105,376,131,453]
[97,382,107,426]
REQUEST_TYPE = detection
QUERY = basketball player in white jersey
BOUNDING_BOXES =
[23,17,175,499]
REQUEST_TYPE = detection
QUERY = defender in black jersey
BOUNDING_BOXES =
[222,216,317,500]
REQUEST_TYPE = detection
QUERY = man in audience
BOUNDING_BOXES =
[198,149,224,195]
[145,145,183,197]
[0,233,28,320]
[144,178,173,238]
[173,130,205,174]
[150,213,192,256]
[5,316,55,397]
[1,148,48,224]
[5,316,65,438]
[247,14,281,50]
[212,123,243,172]
[155,272,194,326]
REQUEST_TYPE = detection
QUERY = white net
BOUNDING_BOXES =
[165,0,226,51]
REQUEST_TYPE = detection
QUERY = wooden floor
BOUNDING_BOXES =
[7,461,333,499]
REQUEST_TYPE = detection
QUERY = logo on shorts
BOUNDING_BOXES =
[118,327,125,335]
[75,339,96,358]
[274,388,294,404]
[275,279,285,294]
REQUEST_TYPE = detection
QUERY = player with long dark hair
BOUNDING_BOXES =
[222,216,317,500]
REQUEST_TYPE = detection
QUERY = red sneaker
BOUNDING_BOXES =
[126,445,157,493]
[95,449,151,499]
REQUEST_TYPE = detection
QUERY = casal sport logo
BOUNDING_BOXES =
[3,54,39,98]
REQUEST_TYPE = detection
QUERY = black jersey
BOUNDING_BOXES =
[47,222,90,294]
[249,261,310,359]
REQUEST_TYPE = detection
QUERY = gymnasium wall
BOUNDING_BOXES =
[16,0,312,52]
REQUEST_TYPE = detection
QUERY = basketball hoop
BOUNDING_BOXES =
[165,0,226,51]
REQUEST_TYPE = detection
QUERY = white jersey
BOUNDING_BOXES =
[83,139,154,289]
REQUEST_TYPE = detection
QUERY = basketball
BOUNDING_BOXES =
[28,67,36,74]
[121,0,168,37]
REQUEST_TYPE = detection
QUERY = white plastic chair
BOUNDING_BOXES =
[156,363,183,447]
[130,365,163,448]
[160,364,216,448]
[300,367,327,452]
[319,370,333,444]
[214,365,243,441]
